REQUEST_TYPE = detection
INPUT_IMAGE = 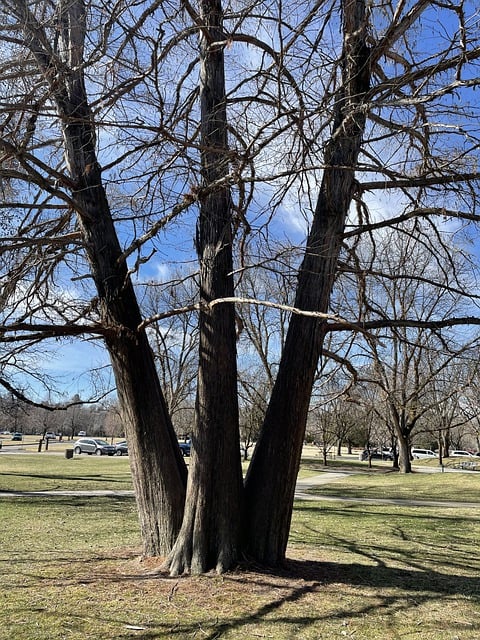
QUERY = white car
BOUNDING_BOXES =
[411,448,436,459]
[450,450,474,457]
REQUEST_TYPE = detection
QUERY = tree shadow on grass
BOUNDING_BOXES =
[0,470,131,487]
[3,544,479,639]
[2,499,479,639]
[92,556,480,640]
[59,529,476,640]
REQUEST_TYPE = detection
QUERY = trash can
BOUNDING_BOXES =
[65,448,74,459]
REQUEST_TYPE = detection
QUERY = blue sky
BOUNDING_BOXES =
[3,0,480,404]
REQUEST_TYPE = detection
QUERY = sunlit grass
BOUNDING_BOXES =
[307,467,480,502]
[1,493,479,640]
[1,452,479,639]
[0,453,133,492]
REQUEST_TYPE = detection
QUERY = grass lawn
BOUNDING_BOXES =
[0,452,133,492]
[0,453,479,639]
[307,468,480,503]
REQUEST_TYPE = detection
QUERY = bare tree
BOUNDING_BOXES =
[238,371,269,459]
[460,376,480,453]
[142,277,199,418]
[1,0,480,574]
[349,225,480,471]
[420,356,474,460]
[0,0,187,554]
[236,254,297,389]
[244,0,372,564]
[164,0,243,575]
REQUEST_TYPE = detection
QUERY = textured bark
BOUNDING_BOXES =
[244,0,371,565]
[397,432,413,474]
[20,0,187,555]
[164,0,243,575]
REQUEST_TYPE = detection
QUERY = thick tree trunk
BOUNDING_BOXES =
[244,0,370,565]
[397,432,412,473]
[63,96,188,557]
[66,133,187,557]
[23,0,187,555]
[164,0,243,575]
[442,429,451,457]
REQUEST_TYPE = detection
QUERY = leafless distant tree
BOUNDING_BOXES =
[142,276,199,417]
[347,225,480,471]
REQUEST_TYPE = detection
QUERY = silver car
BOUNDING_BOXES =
[73,438,116,456]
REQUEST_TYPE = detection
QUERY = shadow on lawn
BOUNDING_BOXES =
[2,546,479,639]
[0,470,129,484]
[96,556,480,640]
[75,521,479,640]
[2,498,479,639]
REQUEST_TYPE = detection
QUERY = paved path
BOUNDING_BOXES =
[293,471,480,508]
[1,470,478,508]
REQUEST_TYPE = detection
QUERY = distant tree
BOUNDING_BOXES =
[0,393,27,433]
[61,397,92,439]
[238,372,269,460]
[351,227,480,472]
[308,406,338,466]
[142,277,198,418]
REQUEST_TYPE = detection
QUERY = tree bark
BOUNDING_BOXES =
[244,0,371,565]
[164,0,243,575]
[397,431,412,474]
[19,0,187,555]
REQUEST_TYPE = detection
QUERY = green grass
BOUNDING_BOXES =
[307,467,480,502]
[0,453,479,639]
[297,456,368,477]
[0,453,133,492]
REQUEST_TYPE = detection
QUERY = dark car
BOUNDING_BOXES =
[114,441,128,456]
[361,449,394,461]
[73,437,116,456]
[11,432,23,441]
[178,441,191,457]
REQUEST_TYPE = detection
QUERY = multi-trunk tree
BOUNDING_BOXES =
[1,0,480,574]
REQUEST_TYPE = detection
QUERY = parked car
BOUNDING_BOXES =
[78,430,87,437]
[73,438,116,456]
[450,450,474,457]
[178,441,191,457]
[11,432,23,441]
[44,432,56,440]
[114,441,128,456]
[411,448,436,459]
[360,449,394,461]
